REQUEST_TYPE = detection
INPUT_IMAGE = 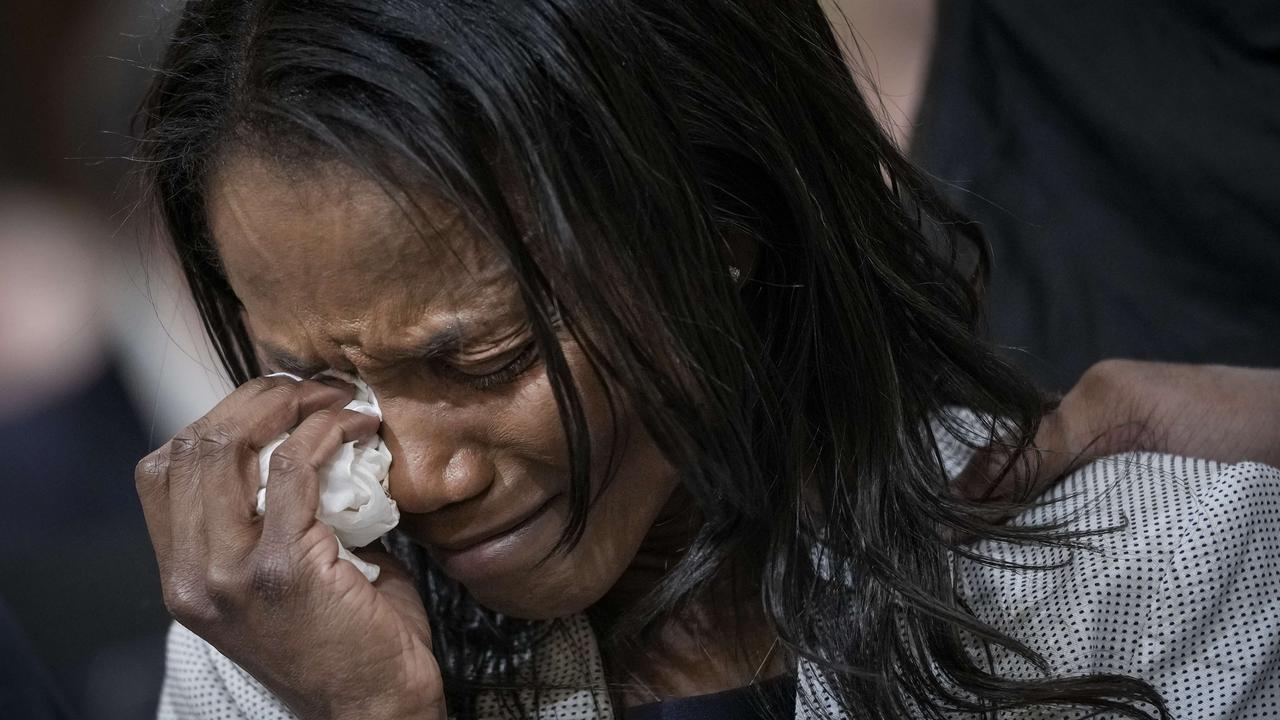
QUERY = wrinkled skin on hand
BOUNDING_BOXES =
[135,376,445,720]
[958,360,1280,510]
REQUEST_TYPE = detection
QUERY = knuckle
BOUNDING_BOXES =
[171,419,244,464]
[134,450,168,488]
[338,407,373,425]
[1077,359,1131,400]
[204,564,246,607]
[249,552,297,601]
[306,408,341,426]
[168,423,207,463]
[267,449,313,478]
[316,406,343,421]
[1067,360,1156,457]
[162,577,218,625]
[198,421,241,458]
[242,376,278,394]
[263,382,301,406]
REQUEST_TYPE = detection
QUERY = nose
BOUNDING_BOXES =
[379,402,496,515]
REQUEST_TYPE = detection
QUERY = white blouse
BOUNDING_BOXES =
[157,424,1280,719]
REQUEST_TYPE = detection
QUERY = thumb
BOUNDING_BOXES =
[955,409,1077,509]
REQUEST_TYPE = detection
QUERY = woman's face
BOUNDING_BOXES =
[207,153,680,619]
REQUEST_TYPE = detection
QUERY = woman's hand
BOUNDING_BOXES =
[958,360,1280,505]
[135,376,444,720]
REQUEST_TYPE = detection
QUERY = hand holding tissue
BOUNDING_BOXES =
[258,371,399,581]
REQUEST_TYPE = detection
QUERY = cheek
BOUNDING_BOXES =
[557,385,681,592]
[495,342,632,493]
[467,347,679,618]
[473,421,678,619]
[505,421,677,619]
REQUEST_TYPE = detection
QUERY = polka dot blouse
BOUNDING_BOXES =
[157,423,1280,718]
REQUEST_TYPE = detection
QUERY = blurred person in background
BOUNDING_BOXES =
[0,1,226,717]
[829,0,1280,491]
[835,0,1280,391]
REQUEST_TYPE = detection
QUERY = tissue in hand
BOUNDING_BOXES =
[256,371,399,581]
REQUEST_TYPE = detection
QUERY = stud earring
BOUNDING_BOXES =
[728,264,741,282]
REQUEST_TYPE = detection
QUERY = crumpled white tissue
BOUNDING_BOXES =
[256,370,399,582]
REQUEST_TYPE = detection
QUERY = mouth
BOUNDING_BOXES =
[426,494,563,582]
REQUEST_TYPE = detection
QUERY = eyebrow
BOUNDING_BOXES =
[259,322,467,376]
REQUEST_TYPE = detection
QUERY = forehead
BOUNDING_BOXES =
[206,152,524,372]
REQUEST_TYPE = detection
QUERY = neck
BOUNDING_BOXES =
[590,485,787,707]
[594,482,701,620]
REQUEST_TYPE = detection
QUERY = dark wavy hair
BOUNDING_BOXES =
[136,0,1167,717]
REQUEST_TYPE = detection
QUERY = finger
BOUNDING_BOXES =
[164,374,348,510]
[259,408,382,551]
[224,374,355,423]
[956,411,1072,508]
[165,378,356,583]
[199,442,268,582]
[135,443,174,571]
[216,377,359,452]
[212,377,359,515]
[199,380,360,555]
[201,379,369,591]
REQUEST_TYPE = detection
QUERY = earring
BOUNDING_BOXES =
[728,264,741,282]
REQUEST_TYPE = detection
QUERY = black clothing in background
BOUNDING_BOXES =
[0,359,168,719]
[0,596,76,720]
[912,0,1280,391]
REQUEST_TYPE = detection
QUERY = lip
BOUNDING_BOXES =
[427,494,562,581]
[430,496,556,552]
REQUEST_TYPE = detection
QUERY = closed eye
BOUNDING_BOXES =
[445,342,541,390]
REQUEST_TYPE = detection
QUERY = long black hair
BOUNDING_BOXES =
[137,0,1166,717]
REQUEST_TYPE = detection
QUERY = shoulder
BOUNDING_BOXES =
[959,452,1280,718]
[157,615,612,720]
[157,622,296,720]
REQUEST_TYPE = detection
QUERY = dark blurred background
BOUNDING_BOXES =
[1,1,235,717]
[1,1,1275,718]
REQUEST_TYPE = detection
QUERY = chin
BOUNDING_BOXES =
[411,492,638,620]
[462,558,609,620]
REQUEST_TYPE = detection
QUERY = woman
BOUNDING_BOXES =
[134,0,1280,718]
